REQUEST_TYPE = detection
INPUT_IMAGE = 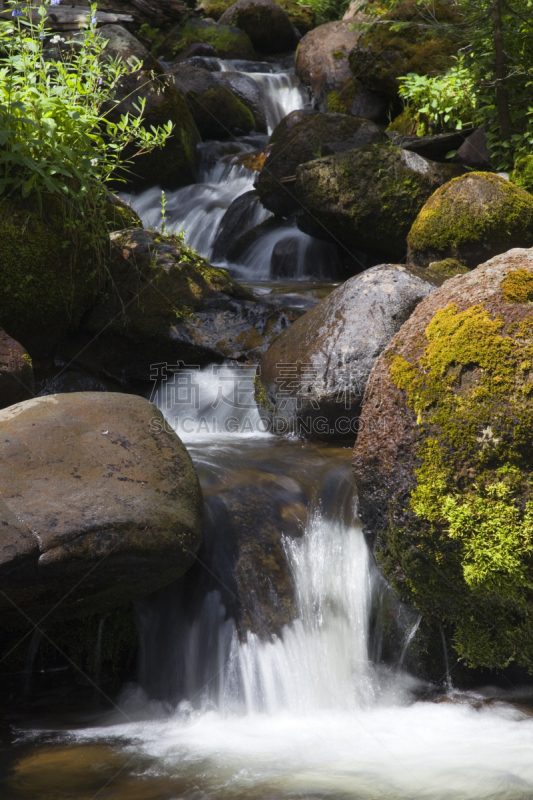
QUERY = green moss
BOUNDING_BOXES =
[186,85,255,139]
[254,372,272,412]
[387,301,533,669]
[501,267,533,303]
[325,78,358,114]
[137,22,159,40]
[350,0,462,99]
[387,105,429,136]
[427,258,468,277]
[333,49,344,59]
[510,154,533,194]
[407,172,533,268]
[156,21,256,61]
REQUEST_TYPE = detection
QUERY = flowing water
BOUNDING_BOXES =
[3,56,533,800]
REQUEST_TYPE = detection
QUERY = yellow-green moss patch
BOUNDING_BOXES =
[501,268,533,303]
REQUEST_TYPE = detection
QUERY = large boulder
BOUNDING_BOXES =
[255,113,386,217]
[294,145,463,259]
[353,248,533,671]
[407,173,533,270]
[0,393,203,625]
[0,331,34,409]
[219,0,300,54]
[295,21,361,105]
[211,190,271,262]
[155,18,256,61]
[104,69,200,187]
[168,64,256,139]
[200,0,315,33]
[257,264,436,438]
[218,71,268,133]
[349,0,461,104]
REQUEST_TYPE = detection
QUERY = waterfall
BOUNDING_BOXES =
[246,70,307,134]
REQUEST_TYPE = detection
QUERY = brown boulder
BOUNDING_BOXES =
[0,392,204,625]
[295,21,361,105]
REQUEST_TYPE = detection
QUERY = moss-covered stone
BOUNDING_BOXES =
[350,0,462,102]
[218,0,300,54]
[510,154,533,195]
[154,18,256,61]
[407,172,533,270]
[0,194,102,357]
[325,77,358,114]
[353,249,533,671]
[200,0,315,33]
[426,258,469,278]
[294,144,462,258]
[186,85,255,139]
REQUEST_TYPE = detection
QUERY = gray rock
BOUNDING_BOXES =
[0,392,204,622]
[350,86,389,124]
[97,24,161,72]
[258,263,437,439]
[294,145,464,259]
[456,128,492,169]
[218,71,268,132]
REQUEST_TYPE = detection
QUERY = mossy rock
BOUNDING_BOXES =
[325,77,359,113]
[154,18,256,61]
[169,65,256,138]
[256,113,387,217]
[294,144,463,259]
[0,195,102,358]
[407,173,533,270]
[199,0,315,33]
[349,0,462,103]
[510,154,533,195]
[105,70,200,188]
[353,248,533,672]
[218,0,300,55]
[427,258,469,278]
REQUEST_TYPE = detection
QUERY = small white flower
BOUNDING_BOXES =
[51,34,64,44]
[91,157,98,166]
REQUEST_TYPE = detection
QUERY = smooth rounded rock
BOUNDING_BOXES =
[257,263,437,439]
[219,0,300,54]
[0,392,204,622]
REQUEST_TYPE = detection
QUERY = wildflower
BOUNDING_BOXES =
[98,77,103,85]
[11,8,24,17]
[90,158,98,166]
[50,0,61,4]
[51,34,64,44]
[91,15,97,24]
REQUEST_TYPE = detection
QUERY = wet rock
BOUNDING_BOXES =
[349,85,389,124]
[200,0,315,33]
[255,113,386,217]
[294,145,463,259]
[155,18,256,61]
[37,368,118,397]
[212,190,271,262]
[295,20,361,106]
[226,216,290,263]
[267,108,316,144]
[219,0,300,54]
[218,71,268,133]
[171,294,300,363]
[103,70,200,187]
[349,0,461,104]
[178,55,223,71]
[167,64,255,138]
[352,248,533,671]
[73,228,255,383]
[407,172,533,269]
[0,331,34,410]
[0,392,203,624]
[456,128,492,169]
[174,42,218,60]
[258,263,436,439]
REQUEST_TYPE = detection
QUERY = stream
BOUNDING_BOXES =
[3,55,533,800]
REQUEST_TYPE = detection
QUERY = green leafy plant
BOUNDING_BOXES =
[398,60,478,134]
[0,0,173,248]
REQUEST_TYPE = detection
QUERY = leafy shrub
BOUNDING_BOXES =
[398,60,478,133]
[0,0,173,256]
